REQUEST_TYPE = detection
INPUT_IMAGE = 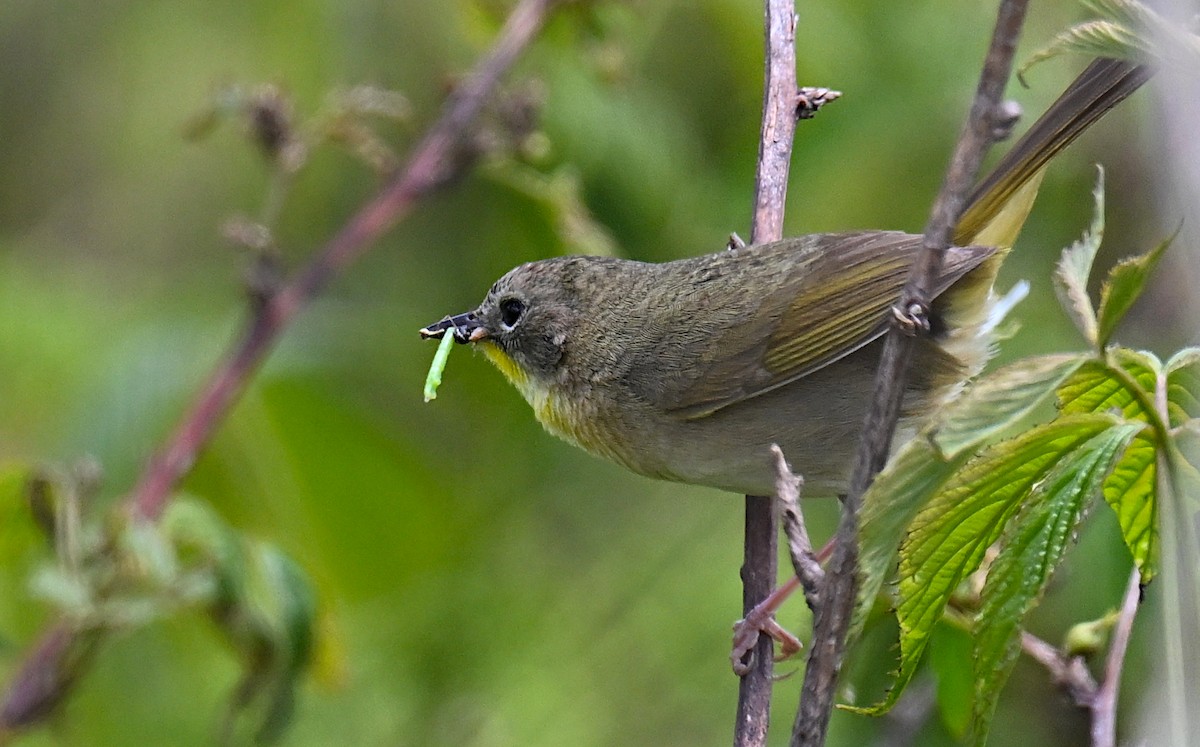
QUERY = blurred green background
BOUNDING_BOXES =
[1,0,1193,745]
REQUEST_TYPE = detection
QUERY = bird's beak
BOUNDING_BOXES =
[419,310,489,343]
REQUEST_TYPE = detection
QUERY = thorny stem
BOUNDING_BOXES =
[790,1,1030,745]
[0,0,562,733]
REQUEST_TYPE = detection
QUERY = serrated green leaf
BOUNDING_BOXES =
[1084,0,1200,69]
[854,437,973,639]
[1020,20,1150,79]
[1021,0,1200,81]
[1104,431,1158,582]
[851,414,1120,714]
[971,422,1140,743]
[1052,168,1105,347]
[932,354,1087,458]
[1097,230,1176,348]
[1166,348,1200,428]
[1058,349,1163,581]
[1058,348,1160,417]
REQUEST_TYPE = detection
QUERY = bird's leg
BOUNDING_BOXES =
[732,575,804,675]
[730,540,835,675]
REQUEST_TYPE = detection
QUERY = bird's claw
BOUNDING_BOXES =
[731,614,803,676]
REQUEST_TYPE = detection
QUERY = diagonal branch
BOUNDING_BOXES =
[790,1,1031,745]
[131,0,562,522]
[0,0,562,732]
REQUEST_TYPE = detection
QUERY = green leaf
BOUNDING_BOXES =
[163,497,318,743]
[1051,168,1105,347]
[854,437,974,639]
[1104,430,1159,583]
[1166,348,1200,428]
[1020,20,1151,78]
[1058,348,1160,418]
[931,354,1087,458]
[162,496,246,605]
[1084,0,1200,70]
[1058,349,1162,581]
[220,541,318,744]
[851,414,1120,714]
[856,354,1087,637]
[971,422,1140,743]
[1096,229,1176,348]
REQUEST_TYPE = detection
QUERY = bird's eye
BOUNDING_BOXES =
[499,297,525,329]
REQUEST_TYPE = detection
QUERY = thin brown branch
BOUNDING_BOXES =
[0,0,561,733]
[790,1,1030,745]
[1020,631,1098,708]
[1018,566,1141,747]
[1090,543,1143,746]
[735,1,798,745]
[772,445,823,608]
[130,0,560,522]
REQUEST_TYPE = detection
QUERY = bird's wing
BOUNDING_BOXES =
[659,232,994,419]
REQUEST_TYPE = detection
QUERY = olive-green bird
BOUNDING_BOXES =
[421,58,1151,497]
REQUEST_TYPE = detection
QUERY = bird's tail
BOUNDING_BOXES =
[955,57,1153,248]
[934,58,1151,377]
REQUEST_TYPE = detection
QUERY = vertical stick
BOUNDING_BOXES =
[735,2,798,745]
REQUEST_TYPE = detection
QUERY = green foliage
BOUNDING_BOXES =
[1052,168,1105,347]
[1021,0,1200,79]
[931,354,1088,459]
[854,355,1089,638]
[1059,350,1162,582]
[970,422,1139,737]
[854,174,1197,745]
[0,464,321,743]
[159,498,323,744]
[1096,230,1174,348]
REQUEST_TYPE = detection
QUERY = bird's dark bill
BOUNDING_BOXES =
[419,311,483,343]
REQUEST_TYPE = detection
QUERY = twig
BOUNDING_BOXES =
[0,0,561,732]
[1017,566,1141,747]
[789,1,1030,745]
[130,0,559,522]
[771,445,823,608]
[1019,631,1099,708]
[1091,567,1142,747]
[735,1,798,745]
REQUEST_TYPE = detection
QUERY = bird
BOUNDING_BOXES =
[421,58,1151,498]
